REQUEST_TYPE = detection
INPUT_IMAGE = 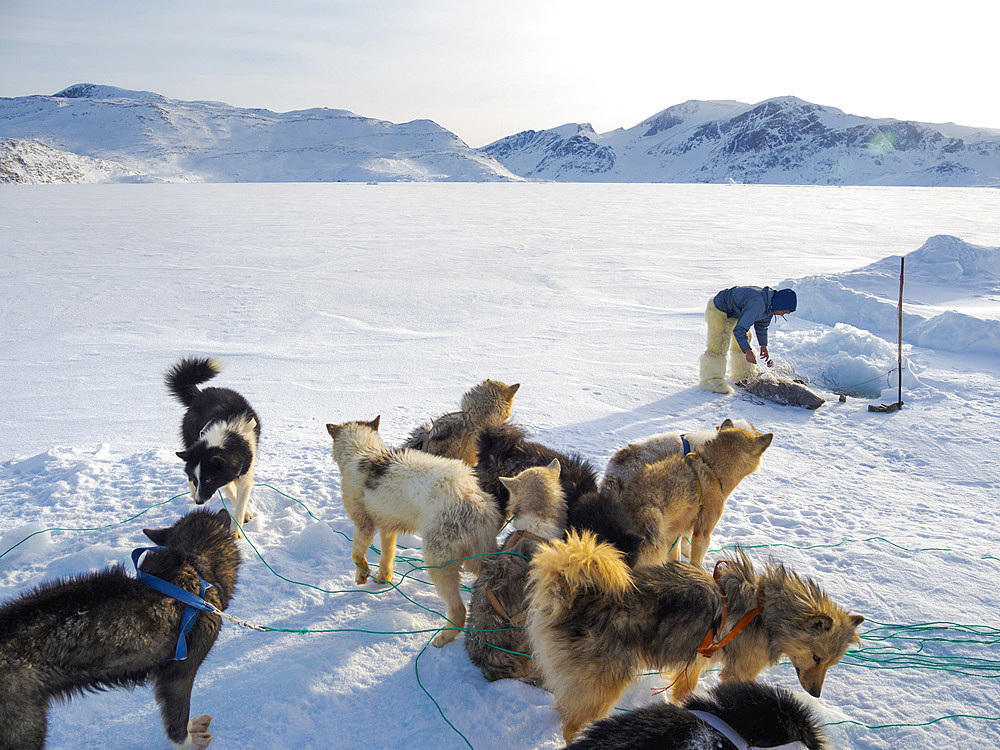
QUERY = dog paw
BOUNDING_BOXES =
[355,569,370,585]
[243,510,255,522]
[172,715,212,749]
[432,629,458,648]
[230,529,244,541]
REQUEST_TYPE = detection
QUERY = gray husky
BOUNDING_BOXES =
[0,509,240,750]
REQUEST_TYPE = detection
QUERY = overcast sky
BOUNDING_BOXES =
[2,0,996,147]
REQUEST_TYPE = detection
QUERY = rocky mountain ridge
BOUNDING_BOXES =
[481,96,1000,186]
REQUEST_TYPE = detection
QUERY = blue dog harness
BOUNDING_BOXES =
[131,546,215,661]
[680,434,692,456]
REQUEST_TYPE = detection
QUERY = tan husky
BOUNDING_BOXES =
[401,379,520,465]
[620,421,772,567]
[600,418,759,501]
[326,417,500,647]
[528,531,864,742]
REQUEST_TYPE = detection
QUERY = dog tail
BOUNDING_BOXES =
[529,529,633,614]
[460,488,503,577]
[165,356,224,406]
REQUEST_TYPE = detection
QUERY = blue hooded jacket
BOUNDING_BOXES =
[713,286,784,352]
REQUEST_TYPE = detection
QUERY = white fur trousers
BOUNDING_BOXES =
[699,299,755,393]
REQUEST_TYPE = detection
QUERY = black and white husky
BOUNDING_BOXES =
[166,357,260,538]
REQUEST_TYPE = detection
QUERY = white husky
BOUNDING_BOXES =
[325,417,500,647]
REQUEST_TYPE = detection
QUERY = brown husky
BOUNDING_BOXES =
[465,459,566,683]
[527,531,863,742]
[401,379,520,465]
[620,422,772,567]
[326,417,500,647]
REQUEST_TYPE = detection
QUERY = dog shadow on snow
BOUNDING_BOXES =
[530,386,821,457]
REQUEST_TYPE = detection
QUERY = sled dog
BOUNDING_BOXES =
[326,417,500,647]
[401,379,520,465]
[475,423,641,560]
[166,357,260,539]
[620,422,772,567]
[0,509,240,750]
[465,459,566,683]
[527,531,863,742]
[566,680,828,749]
[600,418,758,501]
[475,422,596,522]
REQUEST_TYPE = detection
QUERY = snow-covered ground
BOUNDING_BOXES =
[1,183,999,749]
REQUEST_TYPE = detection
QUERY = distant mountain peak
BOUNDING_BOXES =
[53,84,165,102]
[481,96,1000,186]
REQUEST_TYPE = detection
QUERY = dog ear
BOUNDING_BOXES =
[756,433,774,451]
[546,458,561,477]
[176,451,189,461]
[368,416,381,431]
[210,455,227,467]
[143,526,171,545]
[805,614,834,632]
[242,417,258,436]
[326,424,341,439]
[498,475,519,493]
[506,383,521,398]
[850,614,865,627]
[718,418,735,430]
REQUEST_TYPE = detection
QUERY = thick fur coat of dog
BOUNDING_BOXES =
[326,417,500,647]
[475,423,641,561]
[600,418,758,501]
[475,422,598,521]
[620,421,773,567]
[166,357,260,539]
[0,509,240,750]
[465,459,566,683]
[401,379,520,465]
[527,531,863,742]
[565,680,828,750]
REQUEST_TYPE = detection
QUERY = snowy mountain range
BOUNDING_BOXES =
[0,84,519,183]
[3,85,1000,185]
[482,97,1000,186]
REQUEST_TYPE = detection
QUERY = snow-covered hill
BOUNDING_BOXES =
[0,84,520,183]
[482,97,1000,186]
[0,137,145,184]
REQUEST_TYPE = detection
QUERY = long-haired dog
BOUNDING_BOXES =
[475,423,641,562]
[326,416,500,647]
[401,379,520,465]
[527,531,863,742]
[166,357,260,539]
[475,422,597,521]
[565,680,827,749]
[0,509,240,750]
[600,418,759,501]
[465,459,566,683]
[619,422,773,567]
